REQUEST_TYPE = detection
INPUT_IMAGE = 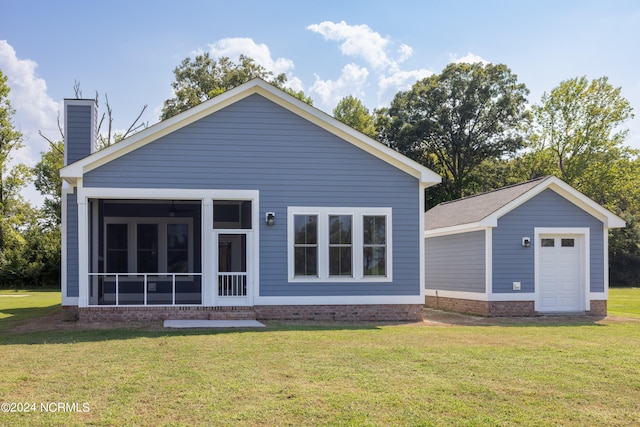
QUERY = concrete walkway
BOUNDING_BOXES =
[163,319,265,329]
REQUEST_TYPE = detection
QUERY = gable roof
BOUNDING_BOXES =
[61,78,441,186]
[424,176,625,235]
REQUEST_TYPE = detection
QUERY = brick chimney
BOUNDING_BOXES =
[64,99,97,165]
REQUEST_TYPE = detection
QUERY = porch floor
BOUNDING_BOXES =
[163,319,265,328]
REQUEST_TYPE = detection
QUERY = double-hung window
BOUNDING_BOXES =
[288,207,392,282]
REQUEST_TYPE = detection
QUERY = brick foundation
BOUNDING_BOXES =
[425,295,490,316]
[254,304,423,321]
[78,306,257,322]
[61,306,80,321]
[425,296,535,317]
[588,300,607,316]
[76,304,422,322]
[426,295,608,317]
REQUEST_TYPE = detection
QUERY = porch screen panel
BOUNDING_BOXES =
[168,223,189,273]
[137,224,158,273]
[106,223,128,273]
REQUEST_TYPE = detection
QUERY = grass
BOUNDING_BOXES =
[0,289,61,331]
[0,289,639,426]
[608,287,640,318]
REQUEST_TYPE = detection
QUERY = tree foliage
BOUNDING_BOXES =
[33,140,63,228]
[0,69,24,250]
[526,76,635,195]
[161,54,312,120]
[333,95,377,138]
[379,62,530,202]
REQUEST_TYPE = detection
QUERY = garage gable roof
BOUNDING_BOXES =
[61,78,441,186]
[424,176,625,235]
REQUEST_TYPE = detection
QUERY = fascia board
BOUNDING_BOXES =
[481,176,625,229]
[61,78,441,186]
[61,81,261,178]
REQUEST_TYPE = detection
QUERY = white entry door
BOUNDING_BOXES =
[537,235,584,312]
[215,231,251,306]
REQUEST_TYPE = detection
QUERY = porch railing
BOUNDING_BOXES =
[89,273,202,306]
[218,272,248,297]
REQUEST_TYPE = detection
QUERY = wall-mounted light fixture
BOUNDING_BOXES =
[522,237,531,248]
[265,212,276,226]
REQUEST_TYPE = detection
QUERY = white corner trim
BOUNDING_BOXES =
[253,295,424,305]
[426,289,537,302]
[425,289,489,301]
[424,223,489,238]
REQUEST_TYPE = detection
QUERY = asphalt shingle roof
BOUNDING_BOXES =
[424,176,552,230]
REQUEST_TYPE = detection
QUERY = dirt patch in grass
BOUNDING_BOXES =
[10,307,637,333]
[9,311,166,333]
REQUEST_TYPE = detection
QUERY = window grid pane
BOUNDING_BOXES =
[363,215,386,276]
[541,238,555,247]
[294,215,318,276]
[329,215,352,276]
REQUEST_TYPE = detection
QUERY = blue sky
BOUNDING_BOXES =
[2,0,640,203]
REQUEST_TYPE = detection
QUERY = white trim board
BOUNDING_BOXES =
[61,79,441,186]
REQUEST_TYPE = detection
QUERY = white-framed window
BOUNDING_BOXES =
[104,217,194,274]
[287,207,392,282]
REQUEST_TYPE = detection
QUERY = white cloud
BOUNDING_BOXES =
[309,63,369,110]
[307,21,398,70]
[0,40,60,205]
[377,69,434,106]
[450,52,491,65]
[208,37,295,75]
[397,44,413,63]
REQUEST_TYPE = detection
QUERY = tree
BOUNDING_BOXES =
[526,76,635,202]
[333,95,377,138]
[161,54,312,120]
[525,76,639,286]
[380,62,530,203]
[33,140,63,228]
[0,69,23,249]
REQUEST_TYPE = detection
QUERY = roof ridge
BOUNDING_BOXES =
[433,176,551,208]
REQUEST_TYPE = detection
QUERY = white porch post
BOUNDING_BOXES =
[77,183,89,308]
[202,198,214,306]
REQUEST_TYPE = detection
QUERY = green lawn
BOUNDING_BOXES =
[1,289,639,426]
[0,289,61,331]
[608,287,640,318]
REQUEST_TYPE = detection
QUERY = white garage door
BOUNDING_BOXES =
[538,235,583,312]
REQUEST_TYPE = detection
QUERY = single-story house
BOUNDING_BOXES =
[424,176,625,316]
[60,78,442,322]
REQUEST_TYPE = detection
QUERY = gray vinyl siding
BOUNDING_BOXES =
[66,104,94,165]
[492,189,604,293]
[66,192,79,297]
[83,94,421,296]
[425,230,486,293]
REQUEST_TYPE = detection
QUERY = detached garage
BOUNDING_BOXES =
[424,176,625,316]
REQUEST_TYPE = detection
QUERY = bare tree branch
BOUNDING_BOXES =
[37,131,64,155]
[73,80,82,99]
[121,104,148,139]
